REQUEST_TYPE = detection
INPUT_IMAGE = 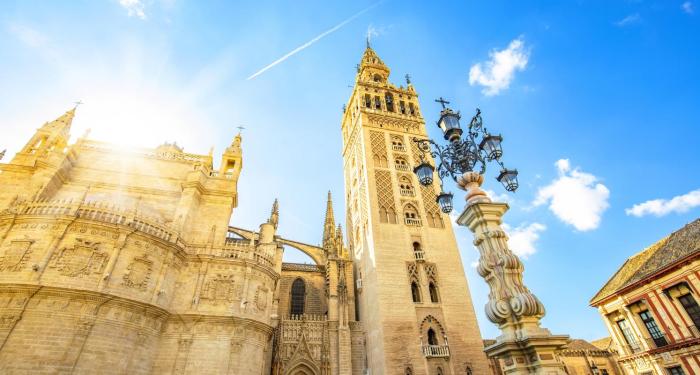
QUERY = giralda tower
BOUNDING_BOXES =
[341,44,490,374]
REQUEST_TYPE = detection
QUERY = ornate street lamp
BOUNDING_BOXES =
[412,98,518,213]
[415,98,568,375]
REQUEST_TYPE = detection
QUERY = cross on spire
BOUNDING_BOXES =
[435,97,450,109]
[73,100,83,109]
[236,126,245,133]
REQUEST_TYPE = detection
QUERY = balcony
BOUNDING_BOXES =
[404,218,422,226]
[392,144,406,152]
[422,345,450,358]
[395,163,409,171]
[413,250,425,261]
[645,335,669,349]
[400,188,415,197]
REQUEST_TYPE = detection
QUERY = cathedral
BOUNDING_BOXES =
[0,46,489,374]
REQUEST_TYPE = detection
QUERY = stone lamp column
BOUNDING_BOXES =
[455,172,569,375]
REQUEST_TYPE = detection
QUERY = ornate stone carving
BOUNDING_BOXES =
[200,274,238,304]
[51,238,108,278]
[122,254,153,291]
[254,285,268,311]
[0,238,34,272]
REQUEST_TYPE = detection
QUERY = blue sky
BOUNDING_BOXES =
[1,0,698,341]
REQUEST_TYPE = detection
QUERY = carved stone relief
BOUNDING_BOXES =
[0,238,34,272]
[50,238,108,278]
[122,254,154,291]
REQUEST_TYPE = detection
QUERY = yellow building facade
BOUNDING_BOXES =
[590,219,700,375]
[0,46,488,374]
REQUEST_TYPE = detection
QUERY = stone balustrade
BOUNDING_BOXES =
[11,198,178,243]
[422,344,450,358]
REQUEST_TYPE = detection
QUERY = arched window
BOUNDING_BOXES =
[413,242,424,261]
[436,367,444,375]
[373,74,382,83]
[466,365,473,375]
[399,176,414,196]
[399,101,407,114]
[404,204,420,226]
[385,93,395,112]
[409,103,416,116]
[374,96,382,110]
[290,278,305,315]
[395,157,409,171]
[364,94,372,108]
[387,207,397,224]
[391,137,405,151]
[429,282,439,303]
[427,328,438,345]
[411,282,421,303]
[405,368,413,375]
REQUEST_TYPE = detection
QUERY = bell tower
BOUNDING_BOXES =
[341,44,490,374]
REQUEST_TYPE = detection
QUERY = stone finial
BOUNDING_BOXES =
[268,199,279,229]
[456,172,491,204]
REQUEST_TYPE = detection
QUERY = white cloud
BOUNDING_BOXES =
[615,13,641,27]
[503,222,546,258]
[484,189,511,203]
[682,1,694,14]
[469,36,529,96]
[533,159,610,231]
[119,0,147,20]
[7,23,47,48]
[626,189,700,217]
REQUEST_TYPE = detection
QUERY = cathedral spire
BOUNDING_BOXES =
[322,191,336,250]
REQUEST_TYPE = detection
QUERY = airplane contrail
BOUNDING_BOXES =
[246,2,383,80]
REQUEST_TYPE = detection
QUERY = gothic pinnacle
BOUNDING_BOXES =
[268,199,279,229]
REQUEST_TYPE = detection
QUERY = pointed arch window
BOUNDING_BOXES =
[399,176,414,196]
[290,278,306,316]
[374,96,382,110]
[429,282,440,303]
[395,157,409,171]
[411,282,422,303]
[385,93,395,112]
[427,328,438,345]
[413,242,425,261]
[409,103,416,116]
[399,101,407,114]
[364,94,372,108]
[404,204,421,226]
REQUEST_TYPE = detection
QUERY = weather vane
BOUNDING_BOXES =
[405,74,411,85]
[236,126,245,134]
[73,100,84,108]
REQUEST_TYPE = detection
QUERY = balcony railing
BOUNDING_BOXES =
[404,218,422,226]
[414,251,425,261]
[400,188,415,197]
[422,345,450,358]
[392,145,406,152]
[645,335,669,349]
[395,163,409,171]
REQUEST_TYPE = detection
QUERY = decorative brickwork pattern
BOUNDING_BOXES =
[420,186,444,229]
[369,131,388,168]
[375,170,397,224]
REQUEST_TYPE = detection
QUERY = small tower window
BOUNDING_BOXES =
[409,103,416,116]
[385,93,395,112]
[427,328,438,345]
[290,278,306,316]
[391,137,405,151]
[429,282,439,303]
[399,101,407,114]
[374,96,382,110]
[373,74,382,82]
[395,157,409,171]
[364,94,372,108]
[413,242,424,261]
[411,282,422,303]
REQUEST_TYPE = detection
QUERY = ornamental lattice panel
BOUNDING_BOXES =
[369,131,388,168]
[420,185,444,228]
[375,170,397,223]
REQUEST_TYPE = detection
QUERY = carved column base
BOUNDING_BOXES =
[485,332,569,375]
